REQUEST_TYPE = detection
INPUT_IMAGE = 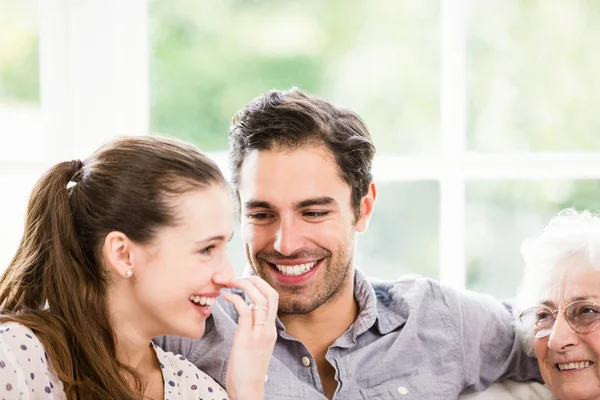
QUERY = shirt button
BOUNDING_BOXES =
[398,386,408,395]
[301,356,311,367]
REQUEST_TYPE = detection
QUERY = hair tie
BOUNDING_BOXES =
[67,159,84,189]
[71,159,83,173]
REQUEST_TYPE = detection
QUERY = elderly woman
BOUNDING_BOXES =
[514,209,600,400]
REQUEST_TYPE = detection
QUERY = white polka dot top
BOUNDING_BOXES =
[0,322,229,399]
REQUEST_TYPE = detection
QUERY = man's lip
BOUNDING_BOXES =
[265,259,321,266]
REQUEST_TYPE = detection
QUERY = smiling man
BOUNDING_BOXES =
[157,88,543,399]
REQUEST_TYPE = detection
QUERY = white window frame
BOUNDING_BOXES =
[7,0,598,286]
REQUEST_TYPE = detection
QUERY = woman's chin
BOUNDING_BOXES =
[549,381,600,400]
[181,322,206,340]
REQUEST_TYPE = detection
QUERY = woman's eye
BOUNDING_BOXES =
[199,245,215,256]
[536,312,552,322]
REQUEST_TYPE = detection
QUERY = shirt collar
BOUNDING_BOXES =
[333,269,407,347]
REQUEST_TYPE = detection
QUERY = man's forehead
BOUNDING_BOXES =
[244,146,337,167]
[239,148,347,190]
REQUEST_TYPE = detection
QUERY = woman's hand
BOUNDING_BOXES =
[215,275,278,400]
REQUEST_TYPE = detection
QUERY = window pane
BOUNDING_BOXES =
[0,0,39,103]
[466,180,600,299]
[0,170,43,272]
[149,0,440,153]
[357,181,439,280]
[0,0,43,162]
[468,1,600,151]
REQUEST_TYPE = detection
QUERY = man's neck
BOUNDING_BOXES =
[279,271,359,360]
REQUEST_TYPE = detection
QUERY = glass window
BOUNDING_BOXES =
[357,181,439,280]
[0,170,44,269]
[467,1,600,151]
[0,0,43,162]
[466,180,600,299]
[149,0,440,154]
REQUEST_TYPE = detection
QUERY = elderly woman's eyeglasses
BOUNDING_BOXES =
[518,300,600,339]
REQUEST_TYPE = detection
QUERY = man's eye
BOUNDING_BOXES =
[199,245,215,256]
[249,213,271,220]
[304,211,329,218]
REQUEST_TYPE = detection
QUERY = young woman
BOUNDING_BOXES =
[0,136,278,399]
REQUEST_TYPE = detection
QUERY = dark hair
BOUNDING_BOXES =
[229,87,376,218]
[0,136,227,399]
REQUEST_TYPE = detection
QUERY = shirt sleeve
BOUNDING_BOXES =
[0,324,58,399]
[441,286,542,391]
[0,341,28,398]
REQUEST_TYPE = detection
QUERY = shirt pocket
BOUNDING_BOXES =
[359,373,444,400]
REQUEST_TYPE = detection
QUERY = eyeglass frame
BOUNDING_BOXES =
[518,299,600,339]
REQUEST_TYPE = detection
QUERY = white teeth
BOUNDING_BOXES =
[558,361,592,371]
[275,261,318,276]
[189,295,216,306]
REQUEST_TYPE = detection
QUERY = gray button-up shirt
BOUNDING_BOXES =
[155,270,541,399]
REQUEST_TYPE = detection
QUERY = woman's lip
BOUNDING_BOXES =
[190,301,212,317]
[191,291,221,297]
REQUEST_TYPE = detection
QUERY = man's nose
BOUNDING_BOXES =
[274,216,303,256]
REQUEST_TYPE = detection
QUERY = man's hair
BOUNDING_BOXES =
[0,135,226,399]
[229,87,376,218]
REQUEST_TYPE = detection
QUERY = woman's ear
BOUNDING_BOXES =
[102,231,136,278]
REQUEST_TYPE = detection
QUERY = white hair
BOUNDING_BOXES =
[514,208,600,356]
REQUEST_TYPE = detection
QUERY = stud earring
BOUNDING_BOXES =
[125,269,133,277]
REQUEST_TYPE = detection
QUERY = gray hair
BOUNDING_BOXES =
[514,208,600,356]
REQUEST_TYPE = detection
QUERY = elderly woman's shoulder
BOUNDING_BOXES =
[459,380,557,400]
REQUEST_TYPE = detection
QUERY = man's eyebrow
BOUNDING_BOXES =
[244,200,273,210]
[295,196,337,210]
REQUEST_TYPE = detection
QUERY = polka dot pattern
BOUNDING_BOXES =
[153,342,228,399]
[0,323,228,399]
